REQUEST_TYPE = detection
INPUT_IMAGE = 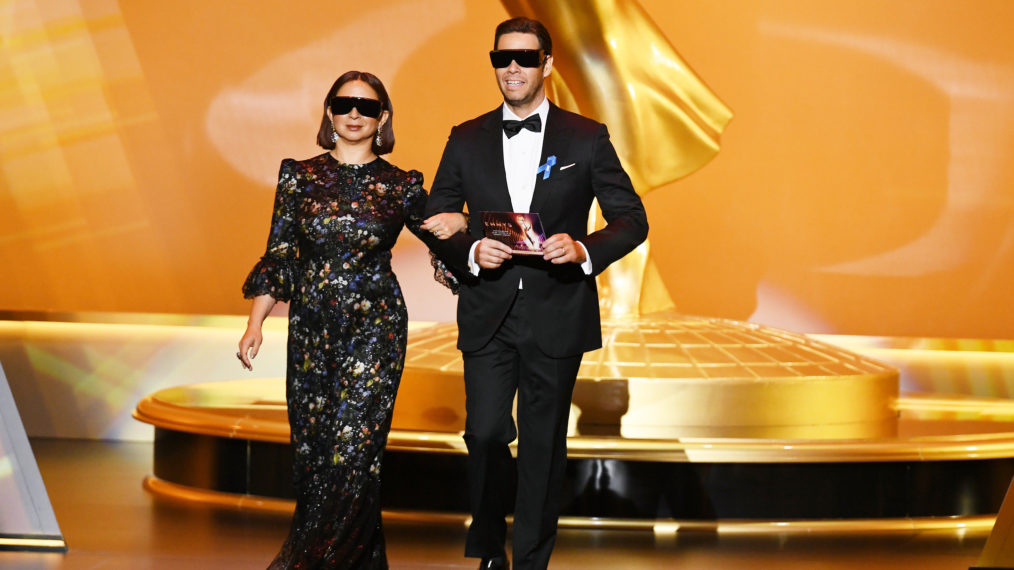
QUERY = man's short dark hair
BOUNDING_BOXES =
[494,17,552,55]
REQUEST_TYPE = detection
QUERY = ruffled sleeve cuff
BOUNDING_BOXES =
[429,251,460,295]
[242,255,296,302]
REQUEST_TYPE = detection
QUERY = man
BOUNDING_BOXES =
[424,17,648,570]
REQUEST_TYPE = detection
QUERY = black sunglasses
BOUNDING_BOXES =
[489,49,546,69]
[329,96,383,119]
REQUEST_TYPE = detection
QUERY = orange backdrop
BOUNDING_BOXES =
[2,0,1013,338]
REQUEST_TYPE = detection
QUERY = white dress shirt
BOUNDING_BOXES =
[502,99,549,213]
[468,98,592,277]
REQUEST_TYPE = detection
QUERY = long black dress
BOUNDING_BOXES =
[243,153,448,569]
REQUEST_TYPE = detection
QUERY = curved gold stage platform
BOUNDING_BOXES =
[134,316,1014,533]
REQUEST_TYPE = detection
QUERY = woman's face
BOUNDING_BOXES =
[329,80,389,147]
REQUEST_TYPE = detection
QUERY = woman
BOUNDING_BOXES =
[237,71,464,569]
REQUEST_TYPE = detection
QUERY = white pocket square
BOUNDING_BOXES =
[559,163,576,170]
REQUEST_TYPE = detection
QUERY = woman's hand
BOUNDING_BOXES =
[237,325,262,371]
[237,294,275,371]
[421,212,467,239]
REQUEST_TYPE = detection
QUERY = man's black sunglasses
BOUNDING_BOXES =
[329,96,383,119]
[489,49,546,69]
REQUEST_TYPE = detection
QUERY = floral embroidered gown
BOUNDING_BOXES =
[243,153,445,569]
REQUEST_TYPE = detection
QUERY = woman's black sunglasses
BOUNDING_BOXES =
[329,96,383,119]
[489,49,546,69]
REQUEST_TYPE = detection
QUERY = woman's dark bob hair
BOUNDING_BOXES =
[316,71,395,155]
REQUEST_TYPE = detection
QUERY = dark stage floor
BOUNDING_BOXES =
[0,438,990,569]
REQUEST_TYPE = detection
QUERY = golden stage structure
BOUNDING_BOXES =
[397,316,898,441]
[135,351,1014,532]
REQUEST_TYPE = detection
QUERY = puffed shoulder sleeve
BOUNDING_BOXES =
[242,159,300,301]
[401,170,461,294]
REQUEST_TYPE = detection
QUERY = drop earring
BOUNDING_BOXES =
[331,123,338,144]
[374,124,383,147]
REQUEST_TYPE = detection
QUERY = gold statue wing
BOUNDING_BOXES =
[501,0,733,193]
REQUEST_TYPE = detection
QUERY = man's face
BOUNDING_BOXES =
[494,32,553,113]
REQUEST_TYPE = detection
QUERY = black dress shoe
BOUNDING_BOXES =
[478,556,509,570]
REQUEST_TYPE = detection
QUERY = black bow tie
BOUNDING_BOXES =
[502,114,542,138]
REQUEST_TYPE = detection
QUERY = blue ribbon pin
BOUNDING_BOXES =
[537,155,557,180]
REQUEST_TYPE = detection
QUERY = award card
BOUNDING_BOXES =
[481,212,547,255]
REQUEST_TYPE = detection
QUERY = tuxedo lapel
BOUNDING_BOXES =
[478,109,514,210]
[530,104,573,214]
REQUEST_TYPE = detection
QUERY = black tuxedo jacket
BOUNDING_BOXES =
[425,102,648,358]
